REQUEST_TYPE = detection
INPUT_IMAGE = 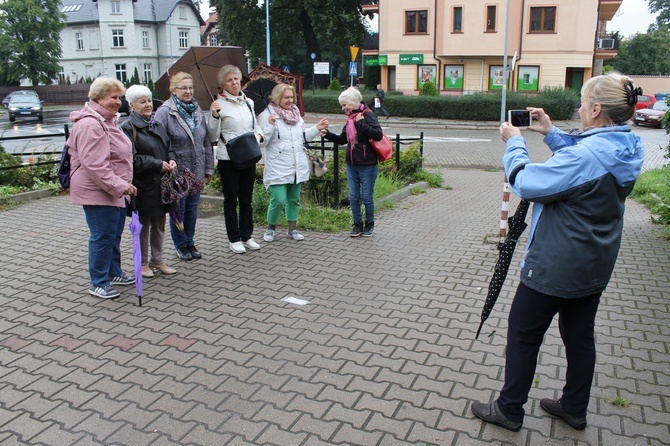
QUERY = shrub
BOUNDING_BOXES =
[327,78,341,91]
[419,81,439,96]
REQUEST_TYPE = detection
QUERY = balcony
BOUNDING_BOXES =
[362,0,379,13]
[595,34,619,59]
[598,0,623,21]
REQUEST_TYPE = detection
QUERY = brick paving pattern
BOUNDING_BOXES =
[1,121,669,445]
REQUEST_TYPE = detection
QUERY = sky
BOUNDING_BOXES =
[608,0,659,37]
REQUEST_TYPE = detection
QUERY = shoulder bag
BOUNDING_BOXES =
[221,101,262,169]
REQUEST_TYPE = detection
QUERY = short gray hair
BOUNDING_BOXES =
[125,85,153,105]
[217,64,242,86]
[338,87,362,109]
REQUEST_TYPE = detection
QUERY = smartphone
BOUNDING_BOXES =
[508,110,532,127]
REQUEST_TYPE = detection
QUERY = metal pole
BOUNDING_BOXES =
[499,0,511,123]
[266,0,271,66]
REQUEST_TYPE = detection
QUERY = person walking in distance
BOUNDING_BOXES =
[374,84,390,119]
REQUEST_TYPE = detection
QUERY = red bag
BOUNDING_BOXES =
[370,134,393,161]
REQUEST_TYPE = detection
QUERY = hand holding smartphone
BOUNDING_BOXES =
[508,110,532,127]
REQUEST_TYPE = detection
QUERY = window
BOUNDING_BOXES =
[112,29,124,47]
[111,1,120,13]
[453,7,462,32]
[142,31,149,49]
[143,64,152,84]
[210,34,218,46]
[179,30,189,48]
[405,10,428,34]
[58,67,66,83]
[486,5,497,32]
[115,64,127,82]
[75,32,84,50]
[530,6,556,32]
[179,6,186,19]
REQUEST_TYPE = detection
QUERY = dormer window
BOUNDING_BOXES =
[111,1,120,14]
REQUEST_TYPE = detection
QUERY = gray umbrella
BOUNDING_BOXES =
[476,199,530,339]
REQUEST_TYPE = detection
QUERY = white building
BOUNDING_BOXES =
[59,0,205,84]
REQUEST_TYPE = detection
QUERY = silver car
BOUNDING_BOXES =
[8,95,43,122]
[2,90,39,108]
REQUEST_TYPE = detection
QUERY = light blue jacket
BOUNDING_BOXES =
[503,125,644,298]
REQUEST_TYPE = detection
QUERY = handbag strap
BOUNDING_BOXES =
[220,100,255,145]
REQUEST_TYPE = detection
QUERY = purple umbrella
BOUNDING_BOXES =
[128,196,144,306]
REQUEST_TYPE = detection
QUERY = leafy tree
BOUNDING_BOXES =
[606,27,670,74]
[647,0,670,27]
[126,67,141,88]
[0,0,66,86]
[212,0,371,85]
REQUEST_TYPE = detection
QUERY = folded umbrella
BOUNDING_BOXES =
[127,196,144,307]
[475,199,530,339]
[243,63,304,115]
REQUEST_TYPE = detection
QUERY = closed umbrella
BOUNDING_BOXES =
[127,196,144,307]
[243,63,304,115]
[475,199,530,339]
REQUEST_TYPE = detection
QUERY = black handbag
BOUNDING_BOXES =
[222,101,262,169]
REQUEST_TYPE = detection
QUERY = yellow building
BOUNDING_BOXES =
[364,0,621,94]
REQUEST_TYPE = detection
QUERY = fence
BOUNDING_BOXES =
[0,125,69,173]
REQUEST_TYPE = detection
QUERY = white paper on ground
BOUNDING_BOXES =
[281,296,309,305]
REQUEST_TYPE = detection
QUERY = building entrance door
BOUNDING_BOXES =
[388,66,396,91]
[565,68,584,93]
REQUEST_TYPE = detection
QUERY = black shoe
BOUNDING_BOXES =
[540,399,587,430]
[188,245,201,259]
[471,401,522,432]
[350,222,363,237]
[362,221,374,237]
[175,246,192,261]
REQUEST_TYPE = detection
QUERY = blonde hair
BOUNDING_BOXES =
[581,72,637,124]
[168,72,193,92]
[217,65,242,87]
[338,87,363,109]
[88,77,125,101]
[125,85,152,105]
[270,83,296,106]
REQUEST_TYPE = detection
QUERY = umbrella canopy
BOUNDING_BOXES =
[475,199,530,339]
[127,196,144,307]
[242,63,304,116]
[156,46,248,110]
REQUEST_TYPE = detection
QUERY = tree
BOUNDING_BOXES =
[212,0,371,85]
[647,0,670,27]
[605,27,670,75]
[0,0,65,86]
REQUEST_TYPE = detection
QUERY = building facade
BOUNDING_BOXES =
[365,0,621,94]
[59,0,204,85]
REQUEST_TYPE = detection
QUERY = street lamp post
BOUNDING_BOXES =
[266,0,271,66]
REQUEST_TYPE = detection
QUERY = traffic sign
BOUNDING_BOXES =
[350,46,359,62]
[314,62,330,75]
[349,62,358,76]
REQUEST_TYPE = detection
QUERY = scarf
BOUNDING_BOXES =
[271,104,301,126]
[173,95,199,135]
[346,103,365,147]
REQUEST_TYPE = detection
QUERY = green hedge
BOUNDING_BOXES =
[302,87,579,121]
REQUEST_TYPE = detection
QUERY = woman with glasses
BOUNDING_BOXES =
[154,72,214,261]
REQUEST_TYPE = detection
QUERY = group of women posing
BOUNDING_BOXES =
[67,66,384,299]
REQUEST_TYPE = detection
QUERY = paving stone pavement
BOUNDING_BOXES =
[1,129,670,445]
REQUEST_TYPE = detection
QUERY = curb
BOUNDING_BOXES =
[0,188,53,204]
[377,181,429,205]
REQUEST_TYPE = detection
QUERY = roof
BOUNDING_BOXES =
[61,0,205,26]
[201,12,217,35]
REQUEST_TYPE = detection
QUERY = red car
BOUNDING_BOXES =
[635,94,656,110]
[634,100,669,128]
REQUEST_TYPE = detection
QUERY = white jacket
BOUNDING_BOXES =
[206,91,263,161]
[258,105,320,189]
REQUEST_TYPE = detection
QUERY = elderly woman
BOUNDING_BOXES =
[321,87,383,237]
[120,85,178,278]
[67,77,137,299]
[154,72,214,261]
[471,73,644,431]
[257,83,328,241]
[207,64,264,254]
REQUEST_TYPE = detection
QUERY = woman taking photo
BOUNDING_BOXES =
[258,83,328,241]
[154,72,214,261]
[322,87,383,237]
[471,72,644,432]
[121,85,178,278]
[207,64,264,254]
[67,77,136,299]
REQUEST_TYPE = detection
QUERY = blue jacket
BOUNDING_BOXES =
[503,125,644,298]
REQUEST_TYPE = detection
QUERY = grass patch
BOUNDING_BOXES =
[630,167,670,239]
[608,396,632,408]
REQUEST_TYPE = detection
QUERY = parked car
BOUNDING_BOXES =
[2,90,40,108]
[634,100,669,128]
[7,95,43,122]
[118,95,164,116]
[635,94,656,110]
[654,92,669,102]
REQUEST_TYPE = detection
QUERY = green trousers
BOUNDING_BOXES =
[267,183,302,225]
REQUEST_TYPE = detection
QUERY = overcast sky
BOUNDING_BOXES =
[608,0,658,37]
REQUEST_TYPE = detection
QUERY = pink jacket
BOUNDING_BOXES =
[67,101,132,207]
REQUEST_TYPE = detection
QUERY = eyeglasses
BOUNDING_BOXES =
[175,86,194,91]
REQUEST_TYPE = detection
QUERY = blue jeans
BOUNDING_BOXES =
[346,163,377,223]
[170,193,200,249]
[83,205,126,288]
[496,283,601,422]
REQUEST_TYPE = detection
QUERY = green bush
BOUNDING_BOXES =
[327,78,341,91]
[419,81,439,96]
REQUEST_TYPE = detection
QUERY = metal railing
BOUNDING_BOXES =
[0,124,69,171]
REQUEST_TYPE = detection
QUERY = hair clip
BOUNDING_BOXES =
[624,81,642,105]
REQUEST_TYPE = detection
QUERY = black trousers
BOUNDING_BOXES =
[496,282,601,422]
[217,160,256,243]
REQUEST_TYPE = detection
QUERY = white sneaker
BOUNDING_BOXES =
[287,230,305,241]
[242,238,261,250]
[229,241,246,254]
[263,229,275,242]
